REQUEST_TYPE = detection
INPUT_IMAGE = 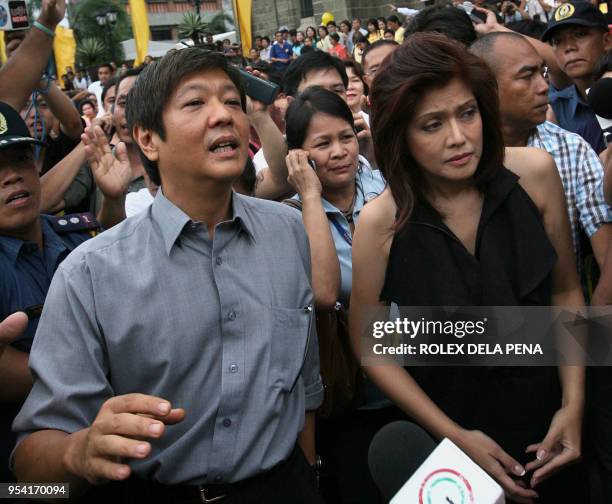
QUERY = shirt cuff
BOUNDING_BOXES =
[304,376,324,411]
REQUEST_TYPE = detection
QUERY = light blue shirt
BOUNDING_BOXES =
[295,162,386,306]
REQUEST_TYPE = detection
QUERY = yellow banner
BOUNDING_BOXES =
[0,32,6,64]
[54,26,76,83]
[232,0,252,57]
[129,0,150,65]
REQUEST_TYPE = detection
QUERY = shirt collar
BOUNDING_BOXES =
[552,84,586,116]
[0,216,69,265]
[151,189,256,256]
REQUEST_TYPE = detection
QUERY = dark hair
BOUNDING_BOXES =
[318,25,329,36]
[79,99,96,114]
[301,45,315,55]
[115,66,144,99]
[262,36,270,44]
[388,14,400,24]
[289,29,297,37]
[371,32,503,232]
[286,86,355,150]
[126,49,246,186]
[362,39,398,67]
[384,28,395,37]
[327,20,337,28]
[101,76,119,106]
[354,33,369,45]
[594,50,612,80]
[329,32,340,42]
[275,31,282,36]
[469,31,530,74]
[98,63,113,72]
[367,18,378,30]
[283,50,349,96]
[377,17,387,26]
[344,60,369,95]
[506,19,547,39]
[340,20,351,30]
[306,26,317,38]
[405,6,477,47]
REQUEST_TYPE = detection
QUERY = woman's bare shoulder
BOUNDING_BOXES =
[504,146,559,210]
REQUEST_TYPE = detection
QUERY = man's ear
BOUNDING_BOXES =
[604,31,612,51]
[133,125,159,162]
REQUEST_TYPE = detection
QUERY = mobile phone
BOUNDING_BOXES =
[239,68,280,105]
[0,0,30,31]
[308,159,317,170]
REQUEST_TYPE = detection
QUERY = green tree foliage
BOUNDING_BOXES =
[72,0,131,66]
[178,11,234,45]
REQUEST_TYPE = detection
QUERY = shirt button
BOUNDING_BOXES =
[227,311,236,321]
[223,418,232,427]
[214,476,223,483]
[216,256,223,266]
[229,364,238,373]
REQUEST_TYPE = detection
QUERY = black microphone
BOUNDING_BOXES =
[368,421,436,501]
[587,78,612,145]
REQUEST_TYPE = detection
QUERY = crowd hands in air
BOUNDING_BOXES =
[0,0,611,502]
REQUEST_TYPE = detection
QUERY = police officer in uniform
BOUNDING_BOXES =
[0,101,98,482]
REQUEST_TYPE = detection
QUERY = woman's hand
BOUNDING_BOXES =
[456,429,539,503]
[524,405,582,488]
[285,149,322,199]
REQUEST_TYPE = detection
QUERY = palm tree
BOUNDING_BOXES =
[178,11,234,45]
[72,0,131,64]
[76,38,108,68]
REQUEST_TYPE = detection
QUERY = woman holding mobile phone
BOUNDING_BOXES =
[284,87,402,503]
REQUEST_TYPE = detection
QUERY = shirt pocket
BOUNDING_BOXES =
[268,304,314,392]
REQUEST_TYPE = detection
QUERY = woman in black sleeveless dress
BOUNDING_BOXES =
[351,33,587,503]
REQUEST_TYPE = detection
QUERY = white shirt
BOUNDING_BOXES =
[88,81,105,117]
[125,187,155,217]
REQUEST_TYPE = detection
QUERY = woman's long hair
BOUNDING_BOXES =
[370,32,504,233]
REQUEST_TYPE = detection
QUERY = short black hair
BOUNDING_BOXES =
[98,63,113,72]
[330,32,340,42]
[388,14,400,24]
[286,86,355,150]
[384,28,395,37]
[283,50,349,96]
[289,29,297,36]
[301,46,315,55]
[594,50,612,80]
[362,39,398,68]
[405,6,477,47]
[327,20,337,27]
[469,31,529,74]
[101,76,119,106]
[262,36,270,43]
[126,49,246,185]
[79,99,96,114]
[115,67,144,98]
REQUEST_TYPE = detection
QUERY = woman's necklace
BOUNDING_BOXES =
[339,190,357,223]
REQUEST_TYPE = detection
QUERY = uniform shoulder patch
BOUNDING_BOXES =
[48,213,101,234]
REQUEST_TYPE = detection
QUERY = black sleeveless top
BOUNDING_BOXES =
[380,167,560,461]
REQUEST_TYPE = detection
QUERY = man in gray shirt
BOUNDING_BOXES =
[12,49,323,503]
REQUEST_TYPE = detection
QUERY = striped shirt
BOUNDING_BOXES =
[527,121,611,267]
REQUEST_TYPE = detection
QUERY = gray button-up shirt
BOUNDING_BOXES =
[13,190,323,485]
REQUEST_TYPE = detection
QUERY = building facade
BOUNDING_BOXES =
[251,0,422,38]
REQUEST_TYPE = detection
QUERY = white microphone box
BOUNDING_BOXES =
[391,438,505,504]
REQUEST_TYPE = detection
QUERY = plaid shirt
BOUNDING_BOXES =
[527,121,611,267]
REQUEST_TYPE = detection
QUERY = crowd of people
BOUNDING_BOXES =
[0,0,611,502]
